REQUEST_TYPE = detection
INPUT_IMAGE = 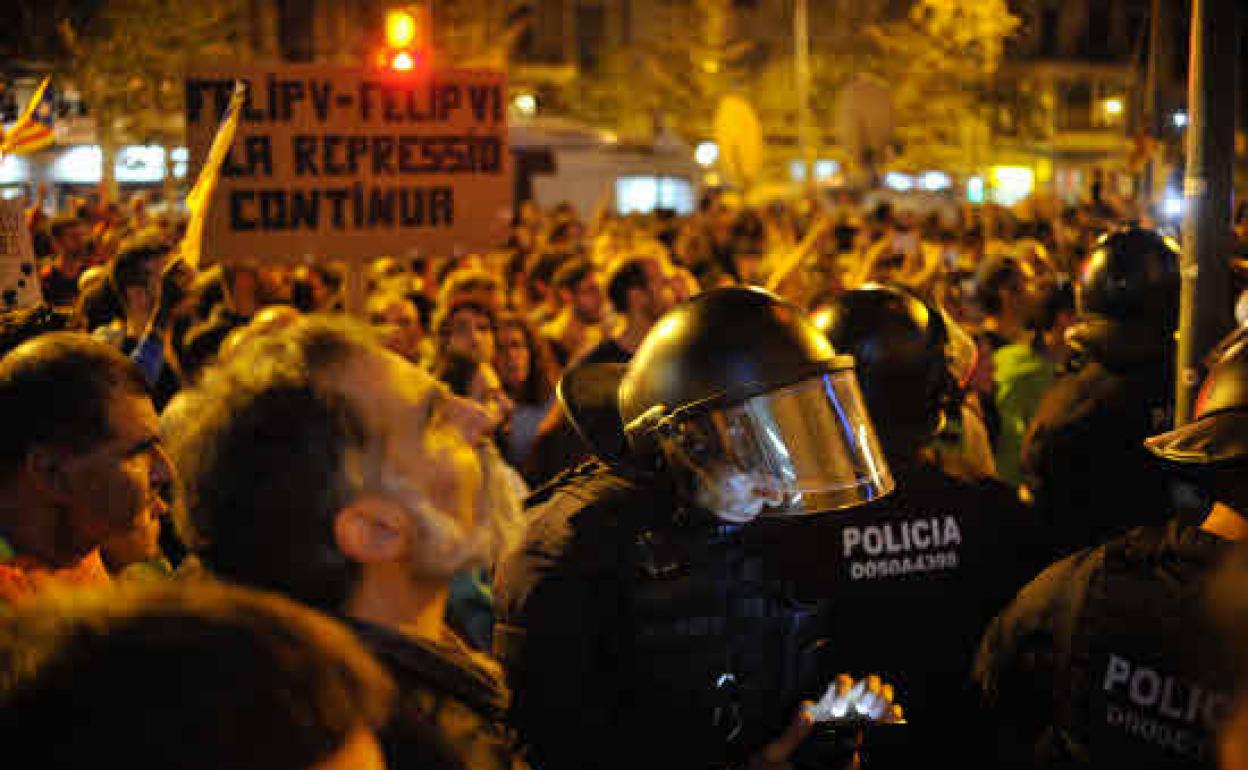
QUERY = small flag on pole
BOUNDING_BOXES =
[0,77,56,156]
[181,81,245,270]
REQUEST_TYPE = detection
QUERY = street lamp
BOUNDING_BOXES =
[391,51,416,71]
[1173,111,1189,128]
[1103,97,1125,117]
[1164,192,1184,218]
[695,141,719,167]
[513,93,538,117]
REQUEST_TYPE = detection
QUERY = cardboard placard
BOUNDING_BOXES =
[185,65,511,263]
[0,199,42,310]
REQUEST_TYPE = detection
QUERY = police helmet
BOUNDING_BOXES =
[617,287,894,520]
[814,284,971,449]
[1146,328,1248,467]
[1077,226,1180,330]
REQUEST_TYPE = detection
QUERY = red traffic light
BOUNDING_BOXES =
[376,6,432,75]
[392,51,415,71]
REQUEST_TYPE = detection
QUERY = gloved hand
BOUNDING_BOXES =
[804,674,905,724]
[747,675,903,770]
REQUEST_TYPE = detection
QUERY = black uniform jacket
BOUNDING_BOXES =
[973,521,1232,768]
[493,462,831,770]
[768,460,1050,765]
[1023,336,1176,557]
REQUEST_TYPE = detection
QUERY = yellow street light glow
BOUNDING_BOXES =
[386,10,418,48]
[513,93,538,116]
[1103,97,1124,116]
[694,141,719,167]
[391,51,416,71]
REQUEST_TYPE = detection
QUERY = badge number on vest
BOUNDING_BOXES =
[1100,653,1227,760]
[841,516,963,581]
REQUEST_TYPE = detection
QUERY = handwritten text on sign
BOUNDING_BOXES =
[185,67,510,261]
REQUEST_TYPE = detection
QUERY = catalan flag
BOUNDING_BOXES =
[0,78,55,156]
[181,80,245,270]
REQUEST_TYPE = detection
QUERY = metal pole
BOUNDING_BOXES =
[794,0,815,192]
[1141,0,1164,209]
[1175,0,1238,425]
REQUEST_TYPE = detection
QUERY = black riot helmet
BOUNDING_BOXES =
[1146,327,1248,468]
[1077,226,1180,330]
[616,287,894,522]
[814,283,974,457]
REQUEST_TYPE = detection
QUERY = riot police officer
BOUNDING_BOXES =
[493,287,897,770]
[973,327,1248,768]
[1022,226,1181,556]
[792,283,1048,764]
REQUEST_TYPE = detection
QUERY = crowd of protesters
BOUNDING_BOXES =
[6,177,1248,770]
[23,183,1246,488]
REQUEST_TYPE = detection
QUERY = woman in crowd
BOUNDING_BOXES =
[494,311,560,469]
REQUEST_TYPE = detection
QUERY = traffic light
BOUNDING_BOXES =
[377,5,431,74]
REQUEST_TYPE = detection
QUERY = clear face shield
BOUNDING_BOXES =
[654,370,895,523]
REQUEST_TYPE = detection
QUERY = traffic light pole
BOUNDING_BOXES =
[794,0,815,193]
[1141,0,1165,208]
[1175,0,1238,425]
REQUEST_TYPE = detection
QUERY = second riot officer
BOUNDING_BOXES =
[788,283,1051,765]
[1022,226,1181,556]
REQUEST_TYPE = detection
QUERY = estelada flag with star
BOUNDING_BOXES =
[0,77,55,156]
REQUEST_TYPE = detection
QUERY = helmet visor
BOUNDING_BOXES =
[660,371,895,519]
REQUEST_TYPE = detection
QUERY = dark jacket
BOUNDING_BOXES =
[347,619,528,770]
[973,521,1232,768]
[768,460,1050,766]
[1022,329,1177,557]
[493,462,831,770]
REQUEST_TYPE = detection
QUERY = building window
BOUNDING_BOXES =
[278,0,315,62]
[1040,8,1059,57]
[1087,5,1110,59]
[1062,81,1093,130]
[576,4,606,71]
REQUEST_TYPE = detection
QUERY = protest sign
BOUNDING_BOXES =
[0,199,42,309]
[185,65,511,263]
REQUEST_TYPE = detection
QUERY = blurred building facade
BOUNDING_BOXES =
[509,0,1174,201]
[998,0,1181,202]
[0,0,1235,204]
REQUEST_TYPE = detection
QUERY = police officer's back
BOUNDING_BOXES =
[1023,228,1181,556]
[974,329,1248,767]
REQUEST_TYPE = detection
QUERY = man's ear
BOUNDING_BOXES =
[333,497,408,565]
[25,446,74,501]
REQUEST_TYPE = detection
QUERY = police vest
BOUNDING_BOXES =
[775,463,1045,755]
[1066,524,1231,767]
